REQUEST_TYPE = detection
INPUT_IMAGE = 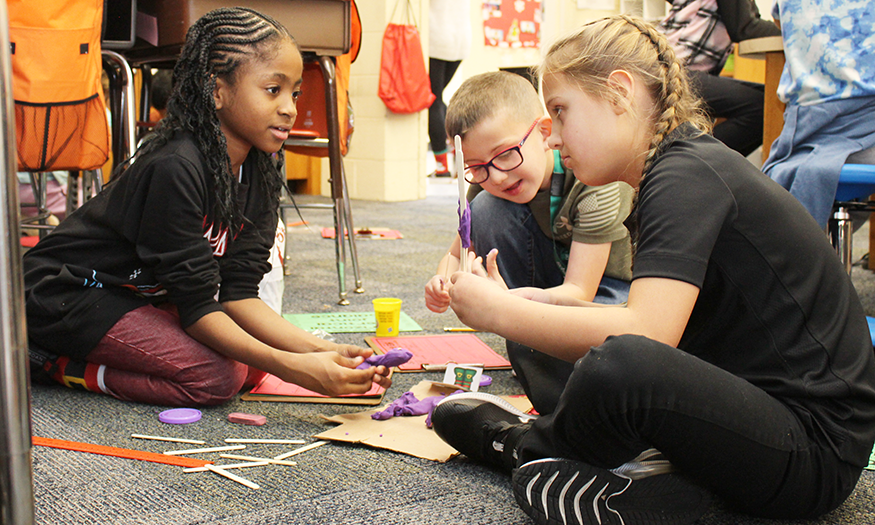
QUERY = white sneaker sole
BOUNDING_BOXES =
[513,457,710,525]
[436,391,537,424]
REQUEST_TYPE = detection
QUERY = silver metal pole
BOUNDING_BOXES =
[101,50,137,163]
[319,55,349,306]
[0,0,35,522]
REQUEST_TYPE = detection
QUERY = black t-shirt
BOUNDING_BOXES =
[23,132,276,360]
[633,124,875,466]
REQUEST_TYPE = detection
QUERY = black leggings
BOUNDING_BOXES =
[428,58,461,152]
[515,334,862,520]
[688,69,766,158]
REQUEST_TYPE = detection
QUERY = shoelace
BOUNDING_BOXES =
[610,448,675,481]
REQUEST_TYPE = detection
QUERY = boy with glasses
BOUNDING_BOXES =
[424,71,633,415]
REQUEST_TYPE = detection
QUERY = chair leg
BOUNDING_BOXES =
[66,171,79,216]
[88,168,103,196]
[830,205,854,274]
[341,163,363,294]
[22,172,53,238]
[320,55,353,305]
[332,195,349,305]
[65,169,103,218]
[82,169,101,203]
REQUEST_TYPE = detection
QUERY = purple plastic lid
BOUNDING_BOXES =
[158,408,202,424]
[479,374,492,387]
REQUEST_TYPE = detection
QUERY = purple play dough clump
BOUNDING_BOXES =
[356,347,413,369]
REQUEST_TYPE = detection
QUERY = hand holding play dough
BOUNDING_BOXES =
[356,347,413,370]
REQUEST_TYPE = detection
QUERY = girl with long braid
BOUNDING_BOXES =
[23,7,391,406]
[431,15,875,524]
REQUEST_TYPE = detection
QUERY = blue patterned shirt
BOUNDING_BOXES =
[774,0,875,106]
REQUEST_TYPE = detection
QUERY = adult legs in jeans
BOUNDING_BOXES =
[688,69,766,158]
[85,304,254,406]
[517,334,862,519]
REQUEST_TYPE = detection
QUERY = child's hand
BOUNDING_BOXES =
[335,344,393,389]
[282,346,391,396]
[475,249,508,291]
[277,351,373,396]
[510,287,555,304]
[425,274,451,313]
[447,271,508,331]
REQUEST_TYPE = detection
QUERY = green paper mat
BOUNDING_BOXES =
[284,311,422,334]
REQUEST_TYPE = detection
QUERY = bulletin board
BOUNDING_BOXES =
[482,0,542,48]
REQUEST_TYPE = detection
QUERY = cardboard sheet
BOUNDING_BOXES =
[314,381,532,462]
[365,334,511,372]
[284,312,422,334]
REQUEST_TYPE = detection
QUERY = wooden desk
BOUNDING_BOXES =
[738,36,785,163]
[133,0,351,57]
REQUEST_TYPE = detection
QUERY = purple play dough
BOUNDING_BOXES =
[371,391,419,420]
[356,347,413,370]
[372,389,464,427]
[458,198,472,249]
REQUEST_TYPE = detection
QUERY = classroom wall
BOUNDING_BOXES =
[335,0,777,202]
[322,0,427,202]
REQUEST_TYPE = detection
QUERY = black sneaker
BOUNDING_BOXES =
[431,392,537,471]
[512,456,710,525]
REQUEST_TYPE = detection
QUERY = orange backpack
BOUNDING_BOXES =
[9,0,110,172]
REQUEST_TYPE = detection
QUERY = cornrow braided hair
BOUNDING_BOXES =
[123,7,297,233]
[538,15,712,176]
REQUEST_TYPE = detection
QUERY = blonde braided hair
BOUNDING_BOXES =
[537,15,711,174]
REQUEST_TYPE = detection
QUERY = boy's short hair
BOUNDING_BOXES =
[446,71,544,139]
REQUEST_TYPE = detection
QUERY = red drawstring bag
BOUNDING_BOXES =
[378,0,435,114]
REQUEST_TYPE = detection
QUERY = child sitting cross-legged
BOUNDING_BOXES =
[424,71,634,415]
[432,15,875,525]
[23,7,391,407]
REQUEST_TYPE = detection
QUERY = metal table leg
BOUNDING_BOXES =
[0,0,35,521]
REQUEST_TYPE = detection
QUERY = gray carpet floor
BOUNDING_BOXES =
[28,180,875,524]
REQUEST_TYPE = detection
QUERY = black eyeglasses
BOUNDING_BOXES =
[463,118,541,184]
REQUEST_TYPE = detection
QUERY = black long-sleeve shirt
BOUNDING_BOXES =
[24,132,276,359]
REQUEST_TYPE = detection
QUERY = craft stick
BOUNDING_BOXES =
[224,438,306,445]
[131,434,206,445]
[272,440,329,460]
[442,327,476,332]
[422,363,484,371]
[455,134,469,273]
[204,464,260,490]
[220,454,298,466]
[183,461,270,473]
[163,444,246,456]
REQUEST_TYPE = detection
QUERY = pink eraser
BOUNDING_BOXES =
[228,412,267,426]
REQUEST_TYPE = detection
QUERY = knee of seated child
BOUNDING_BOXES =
[572,334,665,389]
[181,358,249,405]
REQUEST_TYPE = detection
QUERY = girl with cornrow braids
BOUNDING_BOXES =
[23,7,391,406]
[431,15,875,525]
